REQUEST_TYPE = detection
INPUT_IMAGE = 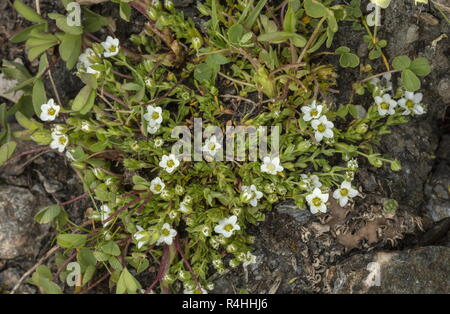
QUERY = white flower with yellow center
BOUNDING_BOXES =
[202,135,222,157]
[398,91,425,116]
[333,181,359,207]
[241,185,263,207]
[50,130,68,153]
[154,138,164,147]
[375,94,397,116]
[133,225,151,249]
[261,156,283,175]
[39,99,60,121]
[143,105,163,127]
[214,215,240,238]
[159,154,180,173]
[150,177,165,194]
[311,116,334,142]
[301,100,323,122]
[156,223,177,246]
[305,187,329,214]
[101,36,120,58]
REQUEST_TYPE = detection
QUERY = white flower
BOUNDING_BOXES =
[99,204,113,226]
[81,121,91,132]
[133,225,151,249]
[241,185,263,207]
[39,99,60,121]
[150,177,165,194]
[311,115,334,142]
[242,252,257,267]
[301,100,323,122]
[347,158,359,171]
[178,200,192,214]
[305,187,329,214]
[202,135,222,157]
[147,124,160,134]
[201,226,210,237]
[101,36,120,58]
[370,73,393,92]
[374,94,397,116]
[301,174,322,189]
[159,154,180,173]
[260,156,283,175]
[143,105,163,127]
[77,48,100,75]
[156,223,177,246]
[184,287,208,294]
[332,181,359,207]
[154,138,164,147]
[214,215,240,238]
[50,131,68,153]
[398,91,425,116]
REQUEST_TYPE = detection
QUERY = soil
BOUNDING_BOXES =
[0,0,449,294]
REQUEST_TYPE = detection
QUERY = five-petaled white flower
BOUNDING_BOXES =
[50,130,68,153]
[156,223,177,246]
[159,154,180,173]
[261,156,284,175]
[133,225,151,249]
[398,91,425,116]
[301,101,323,122]
[241,185,263,207]
[39,99,60,121]
[375,93,397,116]
[214,215,240,238]
[311,115,334,142]
[150,177,165,194]
[333,181,359,207]
[77,48,99,75]
[101,36,120,58]
[305,187,329,214]
[202,135,222,157]
[144,105,163,127]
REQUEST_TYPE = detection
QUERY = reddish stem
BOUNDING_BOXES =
[144,244,170,293]
[59,192,89,206]
[102,195,143,224]
[174,237,200,286]
[6,146,50,164]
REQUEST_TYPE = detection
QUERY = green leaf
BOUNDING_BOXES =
[0,141,17,166]
[228,24,245,44]
[304,0,328,18]
[244,0,268,29]
[34,205,62,224]
[258,31,293,43]
[82,8,108,33]
[283,4,296,33]
[409,57,431,77]
[72,85,93,112]
[116,268,141,294]
[119,2,132,21]
[57,234,88,249]
[10,24,46,43]
[82,265,96,286]
[32,78,47,116]
[101,241,121,256]
[59,34,81,70]
[392,55,411,71]
[13,0,46,24]
[48,13,83,35]
[401,69,420,92]
[339,52,360,68]
[15,111,43,131]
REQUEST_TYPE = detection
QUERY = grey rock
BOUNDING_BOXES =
[0,267,36,294]
[275,200,312,224]
[406,24,420,44]
[0,185,50,259]
[425,162,450,222]
[326,246,450,293]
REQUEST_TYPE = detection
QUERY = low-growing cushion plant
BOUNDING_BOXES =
[1,0,431,294]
